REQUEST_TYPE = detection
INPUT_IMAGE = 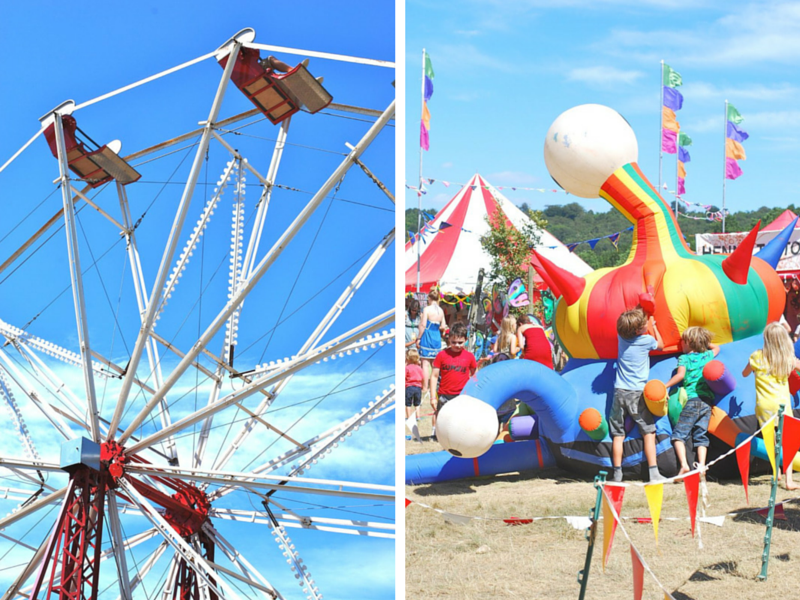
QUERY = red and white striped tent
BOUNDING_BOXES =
[405,174,592,294]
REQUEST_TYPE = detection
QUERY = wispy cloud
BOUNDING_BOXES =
[485,171,541,186]
[567,66,645,86]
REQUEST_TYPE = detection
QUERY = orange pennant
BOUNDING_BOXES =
[683,472,700,537]
[602,484,626,569]
[662,106,680,132]
[735,441,751,505]
[677,161,686,179]
[644,483,663,544]
[725,137,746,160]
[421,102,431,131]
[631,546,644,600]
[763,424,777,479]
[781,414,800,473]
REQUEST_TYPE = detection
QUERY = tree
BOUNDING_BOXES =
[480,201,547,293]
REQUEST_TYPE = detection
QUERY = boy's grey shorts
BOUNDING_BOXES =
[609,388,655,437]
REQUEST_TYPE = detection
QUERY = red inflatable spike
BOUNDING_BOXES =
[722,220,760,284]
[530,250,586,306]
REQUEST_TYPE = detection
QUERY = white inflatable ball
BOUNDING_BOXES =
[543,104,638,199]
[436,395,500,458]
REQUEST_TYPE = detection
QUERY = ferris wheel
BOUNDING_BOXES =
[0,27,395,600]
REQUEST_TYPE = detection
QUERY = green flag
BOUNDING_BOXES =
[678,132,692,147]
[727,103,743,124]
[663,63,682,88]
[424,51,435,80]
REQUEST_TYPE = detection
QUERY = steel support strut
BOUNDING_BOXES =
[28,468,108,600]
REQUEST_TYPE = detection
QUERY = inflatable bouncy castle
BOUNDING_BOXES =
[406,104,800,485]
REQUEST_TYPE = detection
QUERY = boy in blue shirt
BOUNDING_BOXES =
[611,308,664,483]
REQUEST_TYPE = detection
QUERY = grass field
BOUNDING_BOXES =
[406,416,800,600]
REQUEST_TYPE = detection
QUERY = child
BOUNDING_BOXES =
[429,322,477,438]
[405,348,423,420]
[743,322,800,490]
[664,327,720,476]
[611,308,664,483]
[492,315,518,358]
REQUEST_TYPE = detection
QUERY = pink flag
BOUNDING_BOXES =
[725,157,743,180]
[420,122,430,151]
[662,128,677,154]
[677,177,685,195]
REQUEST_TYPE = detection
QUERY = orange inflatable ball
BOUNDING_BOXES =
[579,407,608,441]
[643,379,668,417]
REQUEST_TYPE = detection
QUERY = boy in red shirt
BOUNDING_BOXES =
[429,322,477,438]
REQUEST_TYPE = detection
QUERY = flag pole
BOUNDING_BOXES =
[722,100,728,234]
[659,60,664,192]
[416,48,425,293]
[675,135,679,218]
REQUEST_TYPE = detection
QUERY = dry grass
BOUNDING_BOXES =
[406,415,800,599]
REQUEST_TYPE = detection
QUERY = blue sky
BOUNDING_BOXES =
[406,0,800,221]
[0,2,394,599]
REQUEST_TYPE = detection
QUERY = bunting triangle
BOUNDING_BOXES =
[756,503,787,521]
[602,484,625,569]
[683,472,700,537]
[782,414,800,474]
[644,483,664,544]
[405,498,412,507]
[631,546,645,600]
[763,424,778,479]
[587,238,600,249]
[735,440,751,505]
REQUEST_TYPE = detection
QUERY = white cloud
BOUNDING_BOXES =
[567,66,645,86]
[485,170,541,186]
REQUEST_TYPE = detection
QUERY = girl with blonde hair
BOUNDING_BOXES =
[492,315,518,358]
[743,321,800,489]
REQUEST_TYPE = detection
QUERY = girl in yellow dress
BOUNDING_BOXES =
[742,322,800,490]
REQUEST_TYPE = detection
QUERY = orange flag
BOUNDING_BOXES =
[735,441,751,504]
[683,472,700,537]
[644,483,663,544]
[421,102,431,131]
[782,414,800,473]
[662,106,680,132]
[602,484,626,569]
[631,546,644,600]
[677,161,686,179]
[725,137,746,160]
[763,424,777,479]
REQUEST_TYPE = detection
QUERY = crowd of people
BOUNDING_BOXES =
[404,290,555,439]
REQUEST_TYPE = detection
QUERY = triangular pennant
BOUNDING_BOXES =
[602,484,625,569]
[756,503,787,521]
[442,181,450,187]
[405,414,421,442]
[781,414,800,474]
[644,483,664,544]
[405,498,412,507]
[631,546,645,600]
[438,221,452,230]
[565,516,592,530]
[608,232,621,248]
[763,424,778,479]
[735,441,751,505]
[683,472,700,537]
[566,243,579,253]
[587,238,600,249]
[503,517,533,526]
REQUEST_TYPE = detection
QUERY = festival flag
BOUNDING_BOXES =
[662,107,680,132]
[677,162,686,179]
[678,132,692,147]
[602,484,625,569]
[725,138,747,160]
[725,157,743,180]
[678,147,691,163]
[405,498,412,507]
[727,103,744,125]
[663,63,683,88]
[662,128,677,153]
[663,86,684,111]
[677,177,686,196]
[763,423,778,479]
[727,121,749,142]
[756,503,788,521]
[736,440,751,504]
[683,472,700,537]
[631,547,645,600]
[420,51,434,151]
[644,483,664,544]
[566,243,579,253]
[782,414,800,473]
[609,232,621,248]
[587,238,600,249]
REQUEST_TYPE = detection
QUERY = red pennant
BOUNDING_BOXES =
[503,517,533,526]
[683,472,700,537]
[631,546,645,600]
[782,414,800,473]
[405,498,412,508]
[756,503,787,521]
[736,441,751,505]
[602,484,626,568]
